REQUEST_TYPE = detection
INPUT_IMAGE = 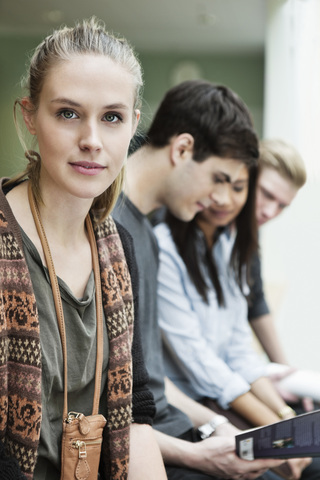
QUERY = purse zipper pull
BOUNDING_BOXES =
[72,438,103,458]
[65,411,82,424]
[73,440,87,459]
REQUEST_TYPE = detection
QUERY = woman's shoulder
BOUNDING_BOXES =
[0,179,28,248]
[153,221,170,237]
[153,222,188,275]
[153,222,175,249]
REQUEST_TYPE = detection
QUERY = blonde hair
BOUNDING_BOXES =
[259,138,306,189]
[10,17,143,220]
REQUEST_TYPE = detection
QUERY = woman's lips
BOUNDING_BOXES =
[208,208,232,219]
[70,162,106,176]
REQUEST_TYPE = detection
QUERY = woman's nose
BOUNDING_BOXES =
[210,184,230,206]
[79,121,102,152]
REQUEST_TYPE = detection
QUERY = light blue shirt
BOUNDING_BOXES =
[154,223,267,410]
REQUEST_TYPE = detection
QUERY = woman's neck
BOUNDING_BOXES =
[7,180,94,298]
[7,180,91,248]
[196,217,217,250]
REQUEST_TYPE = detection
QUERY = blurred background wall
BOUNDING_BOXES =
[0,0,319,371]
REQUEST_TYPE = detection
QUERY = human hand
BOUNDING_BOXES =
[272,457,312,480]
[214,421,241,437]
[267,364,317,410]
[267,364,297,382]
[302,397,314,412]
[273,385,300,404]
[267,364,299,403]
[190,436,285,480]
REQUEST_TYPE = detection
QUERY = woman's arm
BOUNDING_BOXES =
[248,252,289,364]
[250,377,296,419]
[230,376,295,427]
[128,424,167,479]
[231,391,282,426]
[250,313,289,364]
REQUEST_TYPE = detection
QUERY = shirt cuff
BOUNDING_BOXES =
[217,374,251,410]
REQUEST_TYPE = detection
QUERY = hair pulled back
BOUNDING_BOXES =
[11,16,143,220]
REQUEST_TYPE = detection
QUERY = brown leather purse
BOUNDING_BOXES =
[29,184,106,480]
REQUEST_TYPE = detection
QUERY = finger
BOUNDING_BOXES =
[302,397,314,412]
[243,470,268,480]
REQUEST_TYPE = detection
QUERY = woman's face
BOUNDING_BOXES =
[197,163,249,231]
[22,54,139,203]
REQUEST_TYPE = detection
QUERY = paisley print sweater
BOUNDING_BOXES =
[0,178,155,480]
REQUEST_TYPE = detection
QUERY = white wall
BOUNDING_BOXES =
[262,0,320,370]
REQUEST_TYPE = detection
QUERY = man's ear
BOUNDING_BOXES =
[170,133,194,166]
[20,97,37,135]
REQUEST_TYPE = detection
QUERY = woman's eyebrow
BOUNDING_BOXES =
[233,179,249,184]
[51,97,81,107]
[102,103,129,111]
[51,97,129,111]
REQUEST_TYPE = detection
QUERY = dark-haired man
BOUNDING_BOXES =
[113,81,311,479]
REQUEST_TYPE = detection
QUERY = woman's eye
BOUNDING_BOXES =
[104,113,121,123]
[59,110,77,120]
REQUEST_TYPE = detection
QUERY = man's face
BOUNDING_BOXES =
[256,167,299,226]
[165,155,247,222]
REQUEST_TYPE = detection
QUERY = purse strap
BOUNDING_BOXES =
[28,182,103,418]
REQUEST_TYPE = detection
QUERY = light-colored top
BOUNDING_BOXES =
[154,223,267,410]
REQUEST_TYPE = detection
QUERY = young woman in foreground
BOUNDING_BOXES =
[0,17,165,480]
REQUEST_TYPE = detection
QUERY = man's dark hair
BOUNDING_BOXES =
[147,80,259,166]
[151,80,260,305]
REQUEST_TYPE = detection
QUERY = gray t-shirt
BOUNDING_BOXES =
[21,230,109,479]
[113,193,191,436]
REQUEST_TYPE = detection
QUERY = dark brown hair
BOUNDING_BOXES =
[165,163,258,306]
[147,80,258,163]
[157,81,259,305]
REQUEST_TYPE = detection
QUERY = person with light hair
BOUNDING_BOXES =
[255,138,306,228]
[249,138,320,411]
[0,17,166,480]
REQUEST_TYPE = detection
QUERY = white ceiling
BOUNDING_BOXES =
[0,0,266,54]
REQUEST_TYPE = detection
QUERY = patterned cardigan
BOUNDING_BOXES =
[0,178,155,480]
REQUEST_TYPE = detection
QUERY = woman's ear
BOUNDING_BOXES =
[20,97,37,135]
[170,133,195,166]
[132,109,141,136]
